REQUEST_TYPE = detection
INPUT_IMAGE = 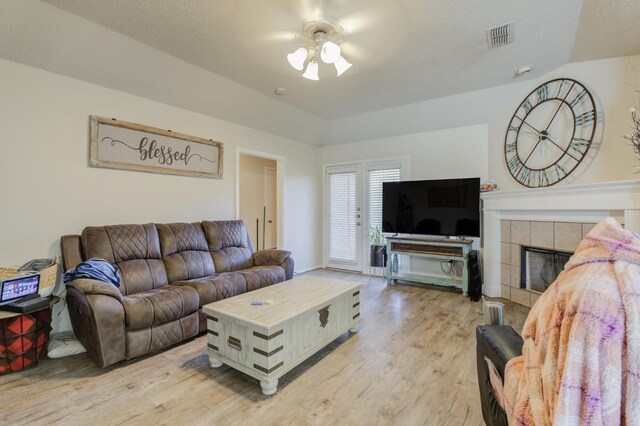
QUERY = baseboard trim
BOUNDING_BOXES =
[294,266,323,275]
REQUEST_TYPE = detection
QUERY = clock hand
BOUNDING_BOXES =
[545,81,576,132]
[514,116,544,135]
[542,135,581,163]
[515,138,544,178]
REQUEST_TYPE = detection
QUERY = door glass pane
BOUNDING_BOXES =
[328,172,357,263]
[367,168,401,230]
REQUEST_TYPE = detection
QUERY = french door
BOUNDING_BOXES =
[325,159,407,273]
[326,165,363,271]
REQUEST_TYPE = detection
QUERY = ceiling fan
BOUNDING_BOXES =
[286,19,352,80]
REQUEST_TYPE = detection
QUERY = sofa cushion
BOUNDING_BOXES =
[82,224,161,263]
[202,220,252,251]
[117,258,169,296]
[81,224,167,295]
[202,221,253,272]
[122,285,199,330]
[238,266,286,290]
[210,247,254,273]
[157,223,215,283]
[171,272,248,307]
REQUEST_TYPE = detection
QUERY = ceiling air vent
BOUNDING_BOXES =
[486,22,514,48]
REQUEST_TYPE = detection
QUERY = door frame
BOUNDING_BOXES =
[263,166,277,249]
[323,156,410,273]
[236,148,285,249]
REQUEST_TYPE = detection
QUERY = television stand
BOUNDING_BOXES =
[386,235,473,296]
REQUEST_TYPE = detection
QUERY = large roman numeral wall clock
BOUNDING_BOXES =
[504,78,597,188]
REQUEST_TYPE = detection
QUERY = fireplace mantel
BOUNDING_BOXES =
[481,179,640,298]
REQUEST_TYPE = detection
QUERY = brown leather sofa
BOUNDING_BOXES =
[61,220,293,367]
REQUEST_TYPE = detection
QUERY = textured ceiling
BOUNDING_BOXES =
[40,0,591,120]
[2,0,639,145]
[571,0,640,62]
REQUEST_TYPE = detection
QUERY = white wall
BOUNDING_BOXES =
[0,58,323,332]
[325,54,640,191]
[239,154,277,249]
[320,124,489,182]
[320,125,489,274]
[489,55,640,190]
[0,0,326,145]
[325,85,527,146]
[318,56,640,289]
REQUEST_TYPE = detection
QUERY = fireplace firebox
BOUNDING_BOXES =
[520,246,573,293]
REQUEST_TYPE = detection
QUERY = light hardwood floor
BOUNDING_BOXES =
[0,269,529,425]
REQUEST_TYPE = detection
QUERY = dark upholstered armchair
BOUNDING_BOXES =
[476,325,524,426]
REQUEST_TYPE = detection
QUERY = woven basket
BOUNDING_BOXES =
[0,257,59,291]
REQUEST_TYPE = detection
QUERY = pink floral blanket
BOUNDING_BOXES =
[504,217,640,425]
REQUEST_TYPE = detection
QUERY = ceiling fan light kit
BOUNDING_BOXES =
[287,19,352,80]
[320,41,341,64]
[334,56,352,77]
[287,47,309,71]
[302,58,320,80]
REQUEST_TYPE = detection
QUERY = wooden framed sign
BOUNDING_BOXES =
[89,116,223,179]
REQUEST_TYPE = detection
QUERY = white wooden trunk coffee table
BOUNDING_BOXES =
[203,275,362,395]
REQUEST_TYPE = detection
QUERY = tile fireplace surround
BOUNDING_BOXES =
[481,180,640,307]
[499,219,595,307]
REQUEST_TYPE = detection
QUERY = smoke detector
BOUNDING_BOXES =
[486,22,514,48]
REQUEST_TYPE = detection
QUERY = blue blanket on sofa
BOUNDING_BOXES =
[63,258,121,287]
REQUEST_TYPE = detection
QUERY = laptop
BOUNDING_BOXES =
[0,274,40,305]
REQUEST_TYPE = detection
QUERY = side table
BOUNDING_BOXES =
[0,296,59,374]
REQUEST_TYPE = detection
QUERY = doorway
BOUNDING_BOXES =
[324,158,408,273]
[237,150,283,250]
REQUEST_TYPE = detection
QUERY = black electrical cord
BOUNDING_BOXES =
[441,260,459,278]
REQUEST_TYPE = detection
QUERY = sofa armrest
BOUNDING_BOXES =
[476,325,524,426]
[65,278,123,302]
[252,249,291,267]
[252,249,294,280]
[279,256,294,280]
[66,286,126,367]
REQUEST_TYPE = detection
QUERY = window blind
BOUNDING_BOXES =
[328,172,357,263]
[367,168,401,230]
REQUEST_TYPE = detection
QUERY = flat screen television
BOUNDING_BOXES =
[382,177,480,237]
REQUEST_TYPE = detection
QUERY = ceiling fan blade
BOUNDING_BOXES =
[339,41,366,61]
[265,31,298,43]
